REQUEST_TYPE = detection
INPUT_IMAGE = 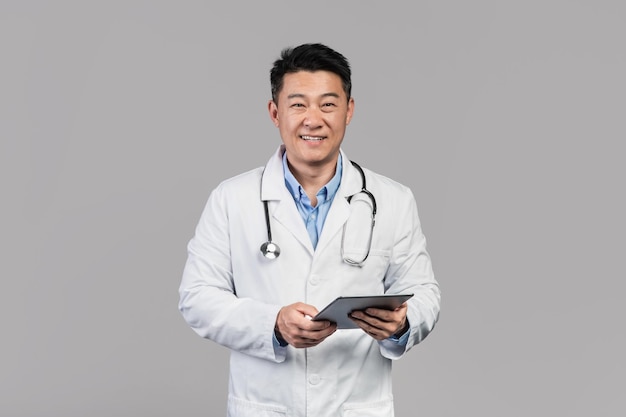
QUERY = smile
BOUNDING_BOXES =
[300,135,326,141]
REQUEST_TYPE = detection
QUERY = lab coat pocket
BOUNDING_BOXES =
[227,395,289,417]
[342,397,394,417]
[338,250,390,294]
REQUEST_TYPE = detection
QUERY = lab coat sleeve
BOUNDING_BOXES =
[178,184,287,363]
[378,188,441,360]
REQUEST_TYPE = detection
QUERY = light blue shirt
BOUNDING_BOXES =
[282,152,342,249]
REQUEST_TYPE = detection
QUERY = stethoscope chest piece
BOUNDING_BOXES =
[260,241,280,259]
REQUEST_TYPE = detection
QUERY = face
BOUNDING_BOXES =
[268,70,354,174]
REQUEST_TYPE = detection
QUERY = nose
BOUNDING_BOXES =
[303,107,323,129]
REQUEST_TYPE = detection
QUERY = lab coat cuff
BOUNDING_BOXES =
[387,328,410,346]
[270,307,288,362]
[273,332,288,347]
[378,338,407,360]
[272,335,288,362]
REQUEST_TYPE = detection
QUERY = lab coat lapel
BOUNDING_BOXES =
[261,146,314,255]
[315,151,363,254]
[272,199,314,254]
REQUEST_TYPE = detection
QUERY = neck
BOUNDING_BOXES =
[287,158,338,203]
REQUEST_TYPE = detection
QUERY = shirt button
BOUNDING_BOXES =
[309,374,321,385]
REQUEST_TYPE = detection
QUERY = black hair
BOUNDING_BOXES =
[270,43,352,103]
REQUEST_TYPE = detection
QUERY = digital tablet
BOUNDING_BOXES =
[312,294,414,329]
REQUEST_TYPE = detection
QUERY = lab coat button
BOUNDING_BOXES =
[309,276,318,285]
[309,374,321,385]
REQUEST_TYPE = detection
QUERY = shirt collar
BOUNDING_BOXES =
[283,152,343,204]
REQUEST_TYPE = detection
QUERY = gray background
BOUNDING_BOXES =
[2,1,625,416]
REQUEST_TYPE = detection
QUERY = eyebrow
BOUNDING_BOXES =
[286,92,341,100]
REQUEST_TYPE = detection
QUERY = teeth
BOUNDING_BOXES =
[301,135,325,141]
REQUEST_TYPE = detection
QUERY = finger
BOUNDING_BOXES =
[291,330,334,348]
[302,318,334,331]
[281,322,335,346]
[350,314,379,334]
[350,314,394,340]
[293,302,320,318]
[300,323,336,340]
[367,330,383,340]
[350,310,388,328]
[357,324,386,341]
[363,306,406,322]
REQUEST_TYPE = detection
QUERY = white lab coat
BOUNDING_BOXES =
[179,146,440,417]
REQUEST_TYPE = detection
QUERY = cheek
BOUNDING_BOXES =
[279,120,295,133]
[330,113,350,129]
[283,116,303,132]
[278,120,300,140]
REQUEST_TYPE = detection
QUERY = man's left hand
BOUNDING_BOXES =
[350,302,409,341]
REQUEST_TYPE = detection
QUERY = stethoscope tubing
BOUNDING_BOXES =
[260,160,375,264]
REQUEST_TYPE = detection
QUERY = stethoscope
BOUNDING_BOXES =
[260,161,377,266]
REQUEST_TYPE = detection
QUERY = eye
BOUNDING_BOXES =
[291,103,305,108]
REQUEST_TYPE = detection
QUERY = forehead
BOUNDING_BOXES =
[280,70,345,99]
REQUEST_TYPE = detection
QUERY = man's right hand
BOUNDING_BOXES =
[275,302,337,348]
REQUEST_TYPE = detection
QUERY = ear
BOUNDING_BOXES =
[268,100,279,127]
[345,97,355,125]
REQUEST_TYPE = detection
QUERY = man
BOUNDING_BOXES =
[179,43,440,417]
